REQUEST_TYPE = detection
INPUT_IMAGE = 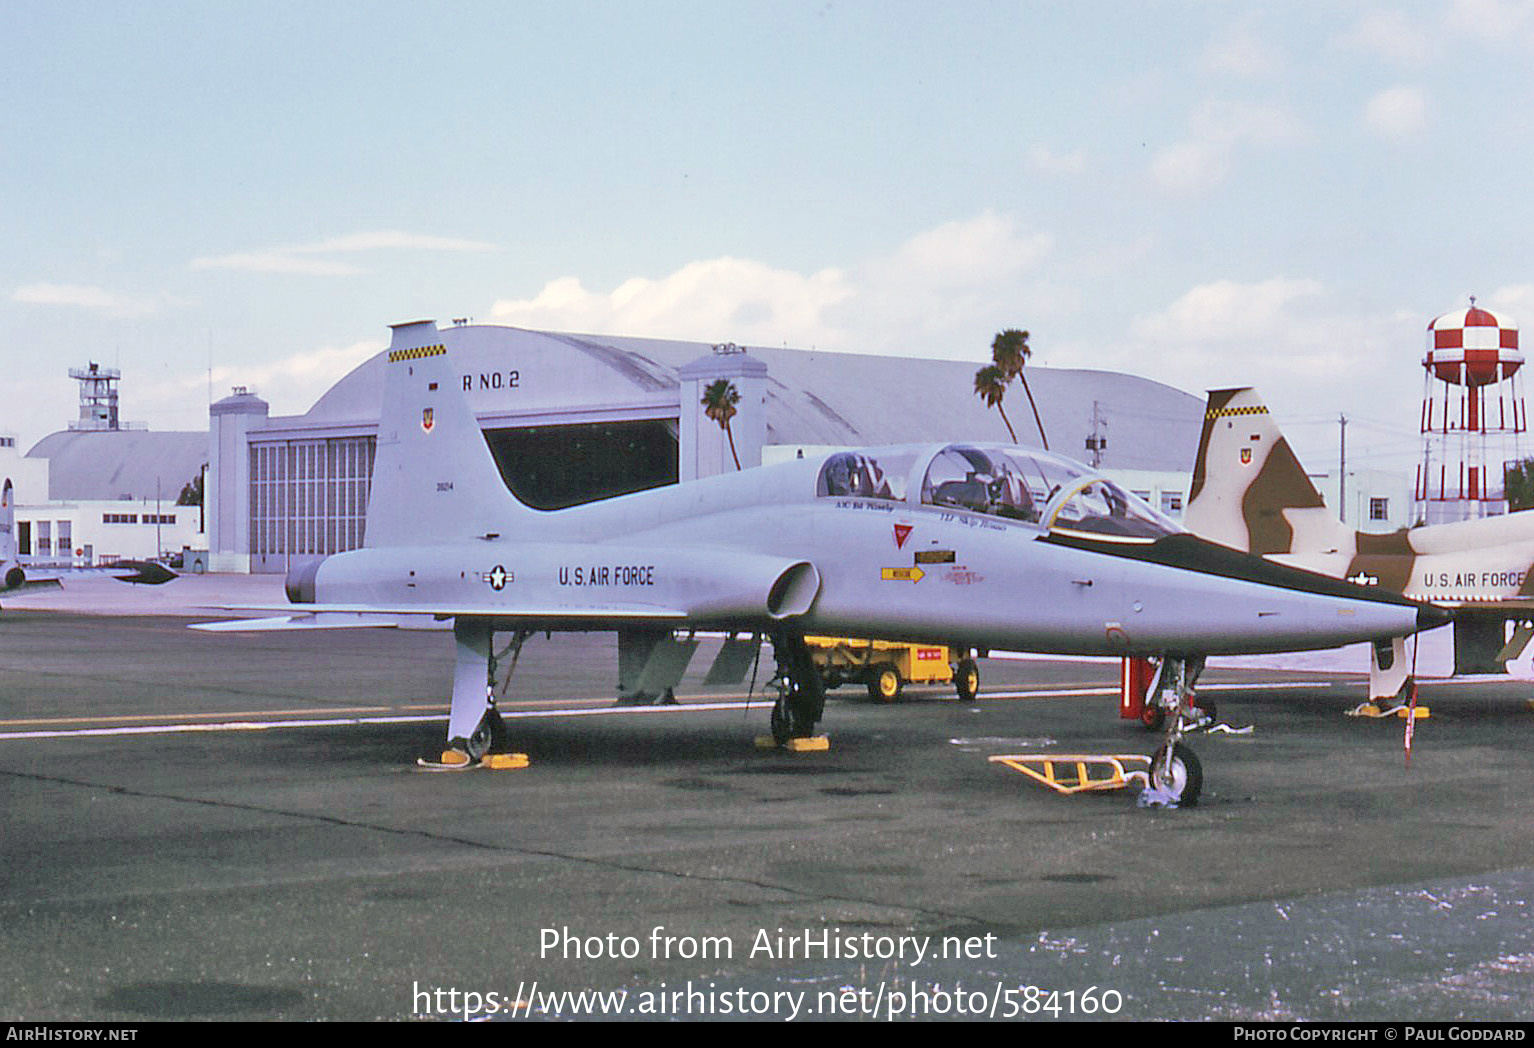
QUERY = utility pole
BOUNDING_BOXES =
[1338,414,1348,525]
[1085,401,1108,468]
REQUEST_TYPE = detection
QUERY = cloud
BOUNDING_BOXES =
[192,229,496,276]
[1025,144,1087,176]
[1447,0,1534,44]
[12,282,161,318]
[1123,276,1347,391]
[1110,277,1426,437]
[297,232,497,254]
[1151,99,1306,193]
[147,339,386,421]
[1202,19,1284,77]
[1149,141,1232,195]
[489,211,1054,358]
[490,259,854,348]
[1338,10,1433,63]
[1189,99,1306,147]
[190,253,366,276]
[1363,86,1428,140]
[1132,277,1325,345]
[1484,284,1534,323]
[877,211,1051,289]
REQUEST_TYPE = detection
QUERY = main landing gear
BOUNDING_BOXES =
[418,620,530,771]
[762,632,829,751]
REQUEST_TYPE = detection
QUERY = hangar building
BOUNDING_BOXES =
[6,363,205,566]
[208,321,1205,573]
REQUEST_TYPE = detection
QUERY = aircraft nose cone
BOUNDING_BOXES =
[1417,602,1453,632]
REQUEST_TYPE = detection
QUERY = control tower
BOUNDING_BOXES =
[67,362,121,432]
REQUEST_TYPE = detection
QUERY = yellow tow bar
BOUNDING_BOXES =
[988,753,1152,795]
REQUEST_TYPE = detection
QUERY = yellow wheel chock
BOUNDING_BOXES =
[416,749,530,771]
[1346,702,1430,720]
[754,734,831,752]
[988,753,1152,795]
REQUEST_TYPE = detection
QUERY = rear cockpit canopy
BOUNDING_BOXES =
[817,444,1180,541]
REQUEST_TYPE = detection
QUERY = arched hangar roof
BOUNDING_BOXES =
[26,430,206,502]
[294,325,1202,473]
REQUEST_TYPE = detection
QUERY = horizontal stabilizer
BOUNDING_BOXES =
[191,614,401,632]
[15,578,64,592]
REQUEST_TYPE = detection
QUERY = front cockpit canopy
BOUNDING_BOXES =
[817,443,1180,541]
[816,449,920,502]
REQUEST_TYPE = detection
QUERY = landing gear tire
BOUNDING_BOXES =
[955,658,980,703]
[1150,741,1203,807]
[868,663,902,703]
[770,694,793,745]
[770,690,818,745]
[769,632,826,744]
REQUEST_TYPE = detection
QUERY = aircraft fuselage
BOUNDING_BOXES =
[306,451,1429,658]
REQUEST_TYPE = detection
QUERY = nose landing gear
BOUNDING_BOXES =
[761,632,829,752]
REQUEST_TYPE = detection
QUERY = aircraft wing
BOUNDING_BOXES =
[1,478,174,590]
[191,601,690,632]
[5,575,63,592]
[5,559,177,592]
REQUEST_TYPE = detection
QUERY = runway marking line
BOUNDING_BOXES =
[0,699,775,741]
[0,681,1338,741]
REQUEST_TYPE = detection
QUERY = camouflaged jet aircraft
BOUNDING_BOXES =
[196,324,1445,805]
[0,478,175,597]
[1186,387,1534,703]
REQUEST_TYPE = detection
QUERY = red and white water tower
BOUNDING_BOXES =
[1417,299,1525,524]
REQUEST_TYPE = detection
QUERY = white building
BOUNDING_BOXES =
[1307,467,1415,533]
[4,429,204,566]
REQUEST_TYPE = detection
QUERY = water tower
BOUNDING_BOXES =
[1417,300,1525,524]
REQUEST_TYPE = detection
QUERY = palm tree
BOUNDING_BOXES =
[973,364,1018,442]
[701,378,742,470]
[990,328,1048,450]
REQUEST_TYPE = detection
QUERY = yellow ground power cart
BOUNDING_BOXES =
[804,636,979,703]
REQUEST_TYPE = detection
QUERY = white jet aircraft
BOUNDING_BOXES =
[197,323,1445,805]
[0,478,175,597]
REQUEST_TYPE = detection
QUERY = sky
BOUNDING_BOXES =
[6,0,1534,476]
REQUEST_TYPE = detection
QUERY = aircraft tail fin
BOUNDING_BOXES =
[363,322,532,548]
[1185,388,1338,555]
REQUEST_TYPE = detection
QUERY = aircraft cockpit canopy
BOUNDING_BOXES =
[921,445,1179,540]
[816,444,1180,541]
[816,449,920,502]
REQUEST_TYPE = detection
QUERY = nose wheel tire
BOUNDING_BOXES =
[1150,741,1203,807]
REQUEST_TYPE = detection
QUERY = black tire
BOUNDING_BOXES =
[868,663,902,703]
[1150,741,1202,807]
[955,658,980,702]
[770,695,792,745]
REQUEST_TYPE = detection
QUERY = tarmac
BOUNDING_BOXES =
[1,574,1532,1021]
